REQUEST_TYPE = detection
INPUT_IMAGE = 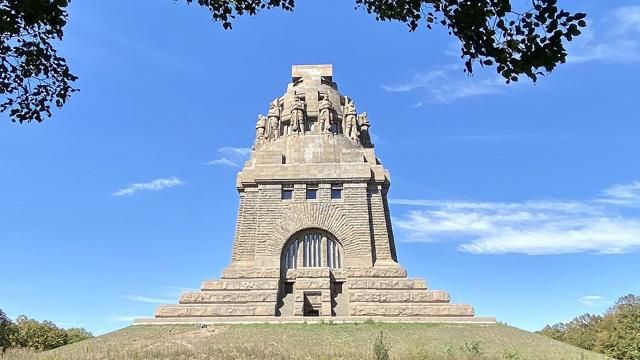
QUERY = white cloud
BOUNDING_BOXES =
[382,68,510,104]
[384,4,640,105]
[112,177,184,197]
[121,294,172,304]
[597,180,640,206]
[568,5,640,64]
[391,181,640,255]
[382,71,446,92]
[578,295,610,307]
[614,5,640,33]
[206,147,252,168]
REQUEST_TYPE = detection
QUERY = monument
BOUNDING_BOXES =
[135,65,494,324]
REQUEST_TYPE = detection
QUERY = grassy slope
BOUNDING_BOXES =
[2,323,610,360]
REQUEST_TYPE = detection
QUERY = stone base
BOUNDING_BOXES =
[147,265,493,324]
[134,316,496,325]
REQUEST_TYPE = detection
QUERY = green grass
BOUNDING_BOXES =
[1,322,611,360]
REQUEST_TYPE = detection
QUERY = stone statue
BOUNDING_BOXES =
[266,99,280,141]
[317,95,333,133]
[255,114,267,145]
[357,112,373,147]
[342,99,359,142]
[290,95,306,133]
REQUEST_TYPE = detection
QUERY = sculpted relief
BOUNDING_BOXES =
[253,92,373,149]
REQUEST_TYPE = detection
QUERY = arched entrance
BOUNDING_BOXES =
[276,229,348,317]
[282,230,343,270]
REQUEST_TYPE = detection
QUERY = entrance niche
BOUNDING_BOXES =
[282,230,343,271]
[277,229,346,317]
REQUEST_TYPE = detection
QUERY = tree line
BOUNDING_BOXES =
[538,294,640,360]
[0,309,92,352]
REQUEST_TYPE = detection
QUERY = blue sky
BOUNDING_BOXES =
[1,0,639,335]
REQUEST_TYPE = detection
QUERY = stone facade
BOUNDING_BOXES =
[135,65,494,325]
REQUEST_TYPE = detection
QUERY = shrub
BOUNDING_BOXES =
[0,309,13,352]
[462,340,483,355]
[373,331,390,360]
[5,315,93,351]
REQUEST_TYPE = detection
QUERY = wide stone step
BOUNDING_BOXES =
[221,268,280,279]
[156,304,276,318]
[201,279,279,291]
[347,278,427,290]
[349,290,449,303]
[180,290,278,304]
[344,267,407,278]
[349,304,474,317]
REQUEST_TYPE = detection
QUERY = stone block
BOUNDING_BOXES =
[201,279,279,291]
[156,304,276,317]
[348,278,427,290]
[180,291,278,304]
[348,290,449,303]
[349,304,474,317]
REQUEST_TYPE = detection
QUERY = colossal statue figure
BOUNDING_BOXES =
[255,114,267,145]
[290,95,305,133]
[343,99,359,142]
[357,112,373,148]
[318,95,333,134]
[266,99,280,141]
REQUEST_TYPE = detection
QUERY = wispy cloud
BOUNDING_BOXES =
[382,71,446,92]
[206,147,252,168]
[578,295,610,307]
[596,180,640,206]
[614,5,640,33]
[121,294,173,304]
[568,5,640,64]
[112,177,184,197]
[391,181,640,255]
[384,5,640,105]
[382,68,510,103]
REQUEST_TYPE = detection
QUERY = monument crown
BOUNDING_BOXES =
[254,64,372,151]
[136,65,493,325]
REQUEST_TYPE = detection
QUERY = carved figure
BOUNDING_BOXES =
[342,99,359,141]
[266,99,281,141]
[255,114,267,145]
[318,95,333,133]
[357,112,373,147]
[290,95,306,133]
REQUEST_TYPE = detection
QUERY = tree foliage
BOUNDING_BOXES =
[0,309,13,352]
[1,0,587,123]
[538,294,640,359]
[0,0,77,123]
[0,311,93,352]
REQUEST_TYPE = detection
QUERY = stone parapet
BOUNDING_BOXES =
[344,267,407,278]
[350,304,474,317]
[156,304,276,318]
[201,279,279,291]
[180,290,278,304]
[221,268,280,279]
[135,316,496,325]
[348,278,427,290]
[349,290,450,303]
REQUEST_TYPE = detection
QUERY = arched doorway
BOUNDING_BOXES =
[282,230,343,270]
[276,229,347,317]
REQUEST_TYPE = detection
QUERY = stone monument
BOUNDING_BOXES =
[135,65,494,324]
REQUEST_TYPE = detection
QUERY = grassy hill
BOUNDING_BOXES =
[1,322,610,360]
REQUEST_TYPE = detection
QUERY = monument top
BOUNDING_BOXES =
[291,64,333,80]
